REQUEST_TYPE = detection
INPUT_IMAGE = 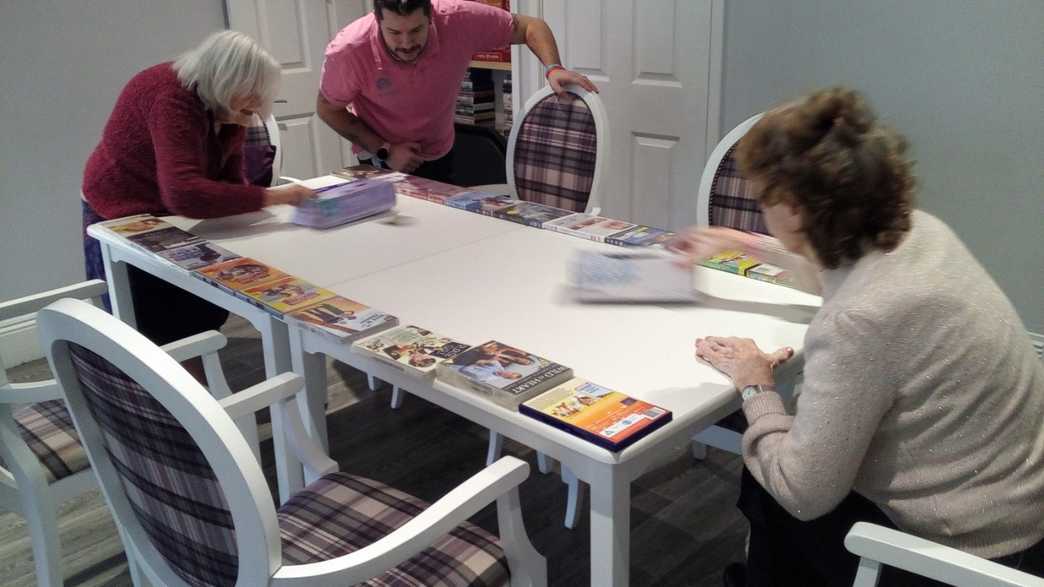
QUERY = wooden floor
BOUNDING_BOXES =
[2,317,747,586]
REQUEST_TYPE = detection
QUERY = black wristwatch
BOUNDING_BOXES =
[375,142,390,164]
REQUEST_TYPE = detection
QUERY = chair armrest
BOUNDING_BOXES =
[160,331,227,363]
[272,456,531,585]
[0,380,63,404]
[0,280,107,322]
[219,372,304,420]
[845,522,1044,587]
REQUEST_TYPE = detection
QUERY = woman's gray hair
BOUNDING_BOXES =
[173,31,281,117]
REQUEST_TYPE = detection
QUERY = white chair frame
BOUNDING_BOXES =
[0,280,107,586]
[694,112,763,229]
[846,522,1044,587]
[40,299,547,587]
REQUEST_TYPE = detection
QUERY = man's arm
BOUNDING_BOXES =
[315,93,423,172]
[510,14,598,94]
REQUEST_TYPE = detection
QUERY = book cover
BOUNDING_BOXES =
[157,241,241,271]
[494,201,573,228]
[543,213,637,242]
[353,325,470,377]
[331,165,408,184]
[240,276,337,317]
[287,296,399,343]
[746,262,792,287]
[194,258,290,293]
[477,194,518,216]
[519,378,672,452]
[436,341,573,408]
[605,225,676,248]
[126,226,204,253]
[700,250,762,276]
[393,176,466,204]
[570,249,698,303]
[444,190,499,213]
[96,214,172,238]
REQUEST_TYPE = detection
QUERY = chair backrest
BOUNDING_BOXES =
[38,299,279,587]
[506,84,609,213]
[695,113,769,233]
[244,113,281,187]
[450,123,508,186]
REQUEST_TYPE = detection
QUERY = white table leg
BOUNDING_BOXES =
[486,430,504,466]
[536,452,553,474]
[589,468,630,587]
[289,330,329,451]
[101,243,136,328]
[257,316,302,503]
[390,386,405,409]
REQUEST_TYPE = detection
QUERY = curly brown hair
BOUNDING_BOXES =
[735,87,915,269]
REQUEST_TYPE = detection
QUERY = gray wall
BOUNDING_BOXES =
[721,0,1044,332]
[0,0,225,302]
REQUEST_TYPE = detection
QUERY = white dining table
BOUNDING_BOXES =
[90,174,821,586]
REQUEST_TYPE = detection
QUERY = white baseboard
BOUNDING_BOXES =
[0,318,42,368]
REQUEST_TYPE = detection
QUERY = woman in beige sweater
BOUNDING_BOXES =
[674,88,1044,586]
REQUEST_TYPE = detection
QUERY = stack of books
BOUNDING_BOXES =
[500,73,513,136]
[290,179,396,229]
[456,69,495,127]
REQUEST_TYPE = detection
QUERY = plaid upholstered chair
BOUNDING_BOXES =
[39,298,547,587]
[695,113,767,234]
[504,84,608,214]
[0,280,107,586]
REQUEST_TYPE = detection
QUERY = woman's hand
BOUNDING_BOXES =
[667,226,753,265]
[263,184,315,207]
[694,336,793,390]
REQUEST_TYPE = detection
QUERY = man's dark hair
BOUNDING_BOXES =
[373,0,432,21]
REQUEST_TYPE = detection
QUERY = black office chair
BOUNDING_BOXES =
[451,123,508,186]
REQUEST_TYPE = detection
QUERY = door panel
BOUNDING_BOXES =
[227,0,369,179]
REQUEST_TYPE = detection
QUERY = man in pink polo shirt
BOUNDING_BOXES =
[316,0,597,183]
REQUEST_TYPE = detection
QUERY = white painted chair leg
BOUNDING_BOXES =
[486,431,504,467]
[562,466,583,529]
[21,491,62,587]
[389,386,405,409]
[536,452,553,474]
[691,440,708,460]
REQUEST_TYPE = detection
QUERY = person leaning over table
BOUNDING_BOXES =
[82,31,314,347]
[316,0,598,184]
[670,87,1044,587]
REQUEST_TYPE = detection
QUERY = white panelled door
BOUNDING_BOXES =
[519,0,720,229]
[227,0,370,179]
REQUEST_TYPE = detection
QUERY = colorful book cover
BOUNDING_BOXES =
[477,194,518,216]
[543,213,637,242]
[96,214,172,238]
[287,296,399,343]
[240,276,337,317]
[194,258,290,293]
[436,341,573,408]
[494,201,574,228]
[700,250,762,276]
[331,165,408,184]
[605,225,676,248]
[353,325,470,377]
[444,191,499,213]
[746,262,792,287]
[126,226,204,253]
[393,176,466,204]
[519,378,672,452]
[157,241,241,271]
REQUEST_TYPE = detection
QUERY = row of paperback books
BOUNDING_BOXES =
[93,203,673,452]
[338,165,793,286]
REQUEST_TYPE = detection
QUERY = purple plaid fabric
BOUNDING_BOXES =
[709,146,769,234]
[1,400,88,482]
[68,343,238,587]
[244,117,276,187]
[512,93,597,212]
[279,472,509,587]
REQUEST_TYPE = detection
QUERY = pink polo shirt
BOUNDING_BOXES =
[320,0,513,160]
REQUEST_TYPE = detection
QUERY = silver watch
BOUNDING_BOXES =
[740,384,775,402]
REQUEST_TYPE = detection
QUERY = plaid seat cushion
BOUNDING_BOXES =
[709,146,769,234]
[2,400,89,482]
[279,472,509,587]
[512,93,597,212]
[68,343,238,587]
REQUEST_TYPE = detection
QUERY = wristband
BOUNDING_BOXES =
[543,63,565,79]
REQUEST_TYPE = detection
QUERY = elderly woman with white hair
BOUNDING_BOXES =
[82,31,313,345]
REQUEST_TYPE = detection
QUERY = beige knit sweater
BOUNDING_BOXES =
[742,210,1044,558]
